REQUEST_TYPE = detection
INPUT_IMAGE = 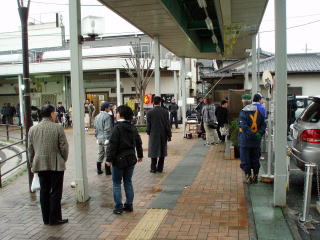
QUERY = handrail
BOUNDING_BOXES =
[0,140,24,151]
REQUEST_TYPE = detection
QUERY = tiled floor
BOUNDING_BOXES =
[0,127,249,240]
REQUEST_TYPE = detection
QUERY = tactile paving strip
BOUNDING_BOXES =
[126,209,168,240]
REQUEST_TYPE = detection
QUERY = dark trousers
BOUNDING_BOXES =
[151,157,165,172]
[38,171,64,224]
[170,112,178,128]
[239,147,260,175]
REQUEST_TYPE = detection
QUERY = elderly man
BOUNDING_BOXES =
[239,94,266,184]
[28,104,69,225]
[94,102,113,175]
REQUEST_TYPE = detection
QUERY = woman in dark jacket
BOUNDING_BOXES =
[106,105,143,214]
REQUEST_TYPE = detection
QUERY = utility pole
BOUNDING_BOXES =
[17,0,33,191]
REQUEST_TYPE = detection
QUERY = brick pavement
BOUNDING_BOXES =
[0,127,249,240]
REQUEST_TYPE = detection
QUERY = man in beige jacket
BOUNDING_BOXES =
[28,104,69,225]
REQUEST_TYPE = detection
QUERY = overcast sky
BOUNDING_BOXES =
[0,0,319,54]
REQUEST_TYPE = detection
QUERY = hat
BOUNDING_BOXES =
[101,102,110,110]
[253,93,262,102]
[241,94,252,100]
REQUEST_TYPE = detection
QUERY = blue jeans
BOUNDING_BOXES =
[111,165,135,209]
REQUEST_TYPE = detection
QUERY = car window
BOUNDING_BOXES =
[301,102,320,123]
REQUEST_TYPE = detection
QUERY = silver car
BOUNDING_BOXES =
[290,97,320,171]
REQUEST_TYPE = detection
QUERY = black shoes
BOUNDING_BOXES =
[245,174,253,184]
[49,219,69,226]
[150,169,156,173]
[97,162,103,175]
[113,208,123,215]
[123,205,133,212]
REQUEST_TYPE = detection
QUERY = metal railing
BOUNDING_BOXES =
[0,124,26,188]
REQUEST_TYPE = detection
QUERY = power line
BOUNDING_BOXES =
[30,0,103,6]
[263,12,320,21]
[259,19,320,33]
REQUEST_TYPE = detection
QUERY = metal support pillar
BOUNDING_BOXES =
[173,70,178,102]
[116,69,122,106]
[154,36,160,96]
[244,58,249,89]
[274,0,288,207]
[18,75,25,127]
[69,0,89,202]
[180,58,187,125]
[251,34,257,95]
[18,4,32,191]
[62,76,67,107]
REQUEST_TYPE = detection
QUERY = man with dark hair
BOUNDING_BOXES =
[147,96,172,173]
[252,93,267,120]
[239,94,266,184]
[215,100,229,142]
[106,105,143,214]
[56,102,66,124]
[28,104,69,225]
[94,102,113,175]
[89,101,96,128]
[168,98,179,129]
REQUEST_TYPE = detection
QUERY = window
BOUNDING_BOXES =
[111,88,116,93]
[301,102,320,123]
[131,87,136,92]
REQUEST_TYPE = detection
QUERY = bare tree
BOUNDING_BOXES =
[124,40,154,124]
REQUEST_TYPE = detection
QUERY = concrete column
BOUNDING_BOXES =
[116,69,122,106]
[62,76,67,108]
[69,0,89,202]
[274,0,288,207]
[154,36,160,96]
[180,58,187,124]
[173,70,178,101]
[244,58,249,89]
[18,75,24,126]
[251,34,257,95]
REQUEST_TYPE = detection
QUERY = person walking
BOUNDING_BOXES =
[252,93,267,120]
[215,100,229,142]
[106,105,143,214]
[1,103,7,124]
[168,98,179,129]
[202,98,219,145]
[28,104,69,225]
[56,102,66,124]
[84,100,90,131]
[239,94,266,184]
[147,96,172,173]
[94,102,113,175]
[6,103,16,125]
[89,101,96,128]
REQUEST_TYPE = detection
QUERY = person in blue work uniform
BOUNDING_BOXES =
[252,93,267,120]
[239,94,266,184]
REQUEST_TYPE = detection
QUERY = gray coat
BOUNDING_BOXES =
[94,111,112,143]
[28,119,69,172]
[147,106,172,158]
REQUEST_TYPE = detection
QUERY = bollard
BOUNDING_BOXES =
[300,163,316,223]
[6,124,9,141]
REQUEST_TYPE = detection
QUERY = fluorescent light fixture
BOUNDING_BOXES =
[211,34,218,44]
[197,0,207,8]
[205,17,213,31]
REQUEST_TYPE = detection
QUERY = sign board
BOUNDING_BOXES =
[178,100,182,107]
[187,98,195,104]
[144,94,152,104]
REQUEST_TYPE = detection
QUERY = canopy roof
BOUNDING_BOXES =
[99,0,268,59]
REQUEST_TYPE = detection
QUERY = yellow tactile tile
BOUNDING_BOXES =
[126,209,168,240]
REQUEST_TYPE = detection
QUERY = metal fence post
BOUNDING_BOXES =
[20,126,23,140]
[0,166,2,188]
[300,163,316,223]
[6,124,9,141]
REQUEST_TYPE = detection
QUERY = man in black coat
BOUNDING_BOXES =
[147,96,172,173]
[215,100,229,142]
[168,98,179,129]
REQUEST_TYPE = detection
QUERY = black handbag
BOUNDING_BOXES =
[115,153,137,169]
[208,121,218,129]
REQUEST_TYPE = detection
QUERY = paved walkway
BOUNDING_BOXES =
[0,128,250,240]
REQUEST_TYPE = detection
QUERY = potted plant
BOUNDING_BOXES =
[229,118,240,158]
